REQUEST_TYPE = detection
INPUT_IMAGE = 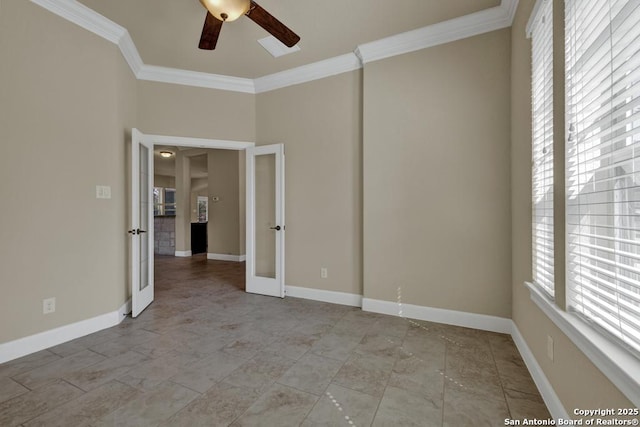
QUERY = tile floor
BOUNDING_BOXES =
[0,255,550,426]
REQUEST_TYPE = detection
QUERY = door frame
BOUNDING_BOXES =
[130,131,256,316]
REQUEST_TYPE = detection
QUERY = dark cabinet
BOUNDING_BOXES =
[191,222,207,255]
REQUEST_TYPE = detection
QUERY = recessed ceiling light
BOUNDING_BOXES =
[258,36,300,58]
[159,151,174,158]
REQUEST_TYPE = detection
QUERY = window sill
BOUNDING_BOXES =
[525,281,640,407]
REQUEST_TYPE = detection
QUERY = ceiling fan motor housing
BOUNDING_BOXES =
[199,0,250,22]
[198,0,300,50]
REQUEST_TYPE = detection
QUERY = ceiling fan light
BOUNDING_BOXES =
[199,0,250,22]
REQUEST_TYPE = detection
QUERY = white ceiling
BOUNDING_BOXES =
[75,0,501,79]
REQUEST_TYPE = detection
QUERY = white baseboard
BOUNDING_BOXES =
[174,250,192,257]
[119,299,132,319]
[207,253,245,262]
[362,298,512,334]
[511,323,569,421]
[286,285,363,307]
[0,299,131,364]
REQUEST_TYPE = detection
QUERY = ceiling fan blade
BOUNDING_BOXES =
[246,1,300,48]
[199,12,223,50]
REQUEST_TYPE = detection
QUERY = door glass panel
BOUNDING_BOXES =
[139,144,150,291]
[255,153,276,278]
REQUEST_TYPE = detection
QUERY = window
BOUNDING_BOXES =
[527,0,640,404]
[530,0,555,297]
[164,188,176,216]
[153,187,163,216]
[153,187,177,216]
[197,196,208,222]
[565,0,640,354]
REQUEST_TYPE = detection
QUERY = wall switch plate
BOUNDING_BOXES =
[96,185,111,199]
[547,335,554,361]
[321,268,328,279]
[43,297,56,314]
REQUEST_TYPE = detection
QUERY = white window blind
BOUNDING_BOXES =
[531,0,555,297]
[566,0,640,354]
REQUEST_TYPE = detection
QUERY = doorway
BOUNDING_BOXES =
[153,149,208,256]
[130,129,285,317]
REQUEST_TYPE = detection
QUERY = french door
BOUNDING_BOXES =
[129,131,284,316]
[246,144,285,297]
[130,129,154,317]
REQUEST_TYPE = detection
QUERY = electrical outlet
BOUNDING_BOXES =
[320,268,328,279]
[547,335,554,361]
[43,297,56,314]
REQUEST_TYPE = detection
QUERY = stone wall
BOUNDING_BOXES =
[154,216,175,255]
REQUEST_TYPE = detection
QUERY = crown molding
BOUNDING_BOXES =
[138,65,255,94]
[254,53,362,94]
[31,0,125,45]
[30,0,519,94]
[30,0,255,93]
[356,0,519,64]
[119,32,144,76]
[502,0,520,25]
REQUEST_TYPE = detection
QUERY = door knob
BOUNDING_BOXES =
[127,229,147,235]
[269,225,281,231]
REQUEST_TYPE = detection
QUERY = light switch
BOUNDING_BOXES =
[96,185,112,199]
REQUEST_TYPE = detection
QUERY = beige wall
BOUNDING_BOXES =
[0,0,136,342]
[154,175,176,189]
[256,71,363,295]
[510,0,633,411]
[363,29,513,318]
[137,81,255,142]
[207,150,241,256]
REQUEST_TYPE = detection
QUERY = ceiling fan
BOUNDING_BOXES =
[198,0,300,50]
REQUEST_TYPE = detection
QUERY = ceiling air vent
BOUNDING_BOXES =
[258,36,300,58]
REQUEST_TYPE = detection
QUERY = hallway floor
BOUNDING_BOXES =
[0,255,550,426]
